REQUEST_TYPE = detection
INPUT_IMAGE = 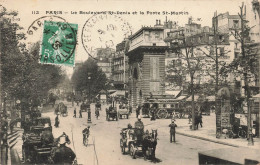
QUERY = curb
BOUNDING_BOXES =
[176,131,240,148]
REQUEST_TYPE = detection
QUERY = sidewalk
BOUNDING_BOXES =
[7,127,24,164]
[174,113,260,149]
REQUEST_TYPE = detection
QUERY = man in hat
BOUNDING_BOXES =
[169,120,177,143]
[52,134,76,164]
[82,126,90,145]
[55,115,59,128]
[79,109,82,118]
[136,105,141,118]
[135,115,144,143]
[73,108,76,118]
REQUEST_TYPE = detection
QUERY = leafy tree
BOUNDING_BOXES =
[71,58,108,101]
[165,30,203,130]
[0,6,64,104]
[220,3,259,141]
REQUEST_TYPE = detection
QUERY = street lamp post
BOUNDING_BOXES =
[87,73,92,123]
[248,98,254,145]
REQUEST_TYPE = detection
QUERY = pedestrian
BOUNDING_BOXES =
[73,108,76,118]
[79,109,82,118]
[136,105,141,118]
[199,112,203,127]
[188,112,192,124]
[195,113,199,130]
[55,115,60,128]
[169,120,177,143]
[150,104,156,121]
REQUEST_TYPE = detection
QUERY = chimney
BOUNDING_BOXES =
[156,19,158,25]
[159,20,161,25]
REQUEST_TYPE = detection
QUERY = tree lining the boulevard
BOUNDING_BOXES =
[0,6,65,105]
[165,30,204,130]
[219,3,259,139]
[71,58,108,101]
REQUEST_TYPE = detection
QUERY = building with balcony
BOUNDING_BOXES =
[97,57,112,80]
[111,40,128,90]
[164,21,232,95]
[94,48,115,81]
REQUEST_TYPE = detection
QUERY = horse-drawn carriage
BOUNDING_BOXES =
[54,102,68,117]
[142,97,187,119]
[106,106,118,121]
[120,127,157,160]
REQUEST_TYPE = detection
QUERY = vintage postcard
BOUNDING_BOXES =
[1,0,259,165]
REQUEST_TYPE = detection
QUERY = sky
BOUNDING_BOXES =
[1,0,246,77]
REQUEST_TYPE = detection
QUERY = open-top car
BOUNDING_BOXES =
[106,106,118,121]
[120,127,158,160]
[118,104,129,119]
[54,102,68,117]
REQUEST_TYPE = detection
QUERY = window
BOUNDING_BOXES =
[150,57,159,80]
[155,31,160,40]
[219,35,224,43]
[234,52,239,58]
[172,60,176,67]
[219,47,225,56]
[233,20,239,29]
[150,82,160,93]
[210,47,214,56]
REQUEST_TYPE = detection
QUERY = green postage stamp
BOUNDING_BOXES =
[40,21,78,66]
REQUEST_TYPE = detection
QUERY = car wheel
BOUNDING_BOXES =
[130,144,136,159]
[120,139,125,154]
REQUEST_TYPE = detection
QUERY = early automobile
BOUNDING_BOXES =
[22,125,53,163]
[106,106,118,121]
[81,102,90,112]
[54,102,68,117]
[118,104,129,119]
[120,127,157,160]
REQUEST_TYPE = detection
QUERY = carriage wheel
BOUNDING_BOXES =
[157,109,168,119]
[130,144,136,159]
[120,139,125,154]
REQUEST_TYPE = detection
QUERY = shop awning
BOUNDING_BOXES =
[176,95,188,100]
[165,90,181,98]
[110,90,125,97]
[185,95,199,101]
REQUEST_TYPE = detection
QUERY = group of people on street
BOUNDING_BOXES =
[73,108,82,118]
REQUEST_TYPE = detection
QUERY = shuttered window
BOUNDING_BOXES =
[150,82,160,93]
[150,57,159,80]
